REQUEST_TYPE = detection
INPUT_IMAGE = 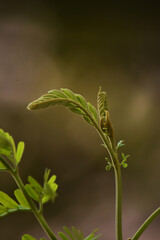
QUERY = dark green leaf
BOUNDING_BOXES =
[16,141,25,164]
[0,191,19,209]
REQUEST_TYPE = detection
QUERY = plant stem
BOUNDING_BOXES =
[115,164,122,240]
[131,207,160,240]
[92,121,123,240]
[11,170,57,240]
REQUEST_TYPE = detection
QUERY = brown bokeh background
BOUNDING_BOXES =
[0,2,160,240]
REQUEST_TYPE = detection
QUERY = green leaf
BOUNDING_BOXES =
[58,232,69,240]
[42,170,58,204]
[27,88,98,128]
[87,102,98,122]
[116,140,125,150]
[75,94,88,109]
[14,189,30,209]
[48,175,56,185]
[84,229,101,240]
[25,184,39,202]
[0,129,16,162]
[105,165,112,171]
[122,163,128,168]
[22,234,37,240]
[83,116,93,126]
[16,141,25,164]
[68,107,85,115]
[59,227,100,240]
[0,191,19,209]
[48,89,68,98]
[71,226,83,240]
[63,226,75,240]
[60,88,77,101]
[28,176,43,194]
[0,160,7,170]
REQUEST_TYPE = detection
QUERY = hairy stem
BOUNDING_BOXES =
[11,170,57,240]
[131,207,160,240]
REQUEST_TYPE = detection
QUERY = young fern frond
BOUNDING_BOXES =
[97,87,108,119]
[27,88,99,127]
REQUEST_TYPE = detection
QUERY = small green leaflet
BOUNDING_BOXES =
[121,153,130,168]
[25,184,40,202]
[16,141,25,164]
[0,205,8,217]
[58,226,101,240]
[0,191,19,209]
[0,159,7,170]
[14,189,30,209]
[0,129,16,163]
[22,234,37,240]
[28,176,43,194]
[116,140,125,150]
[87,102,98,122]
[22,234,47,240]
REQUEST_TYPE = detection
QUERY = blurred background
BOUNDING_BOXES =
[0,1,160,239]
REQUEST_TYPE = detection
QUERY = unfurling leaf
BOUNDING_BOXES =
[97,87,108,118]
[116,140,125,150]
[27,88,98,127]
[105,165,112,171]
